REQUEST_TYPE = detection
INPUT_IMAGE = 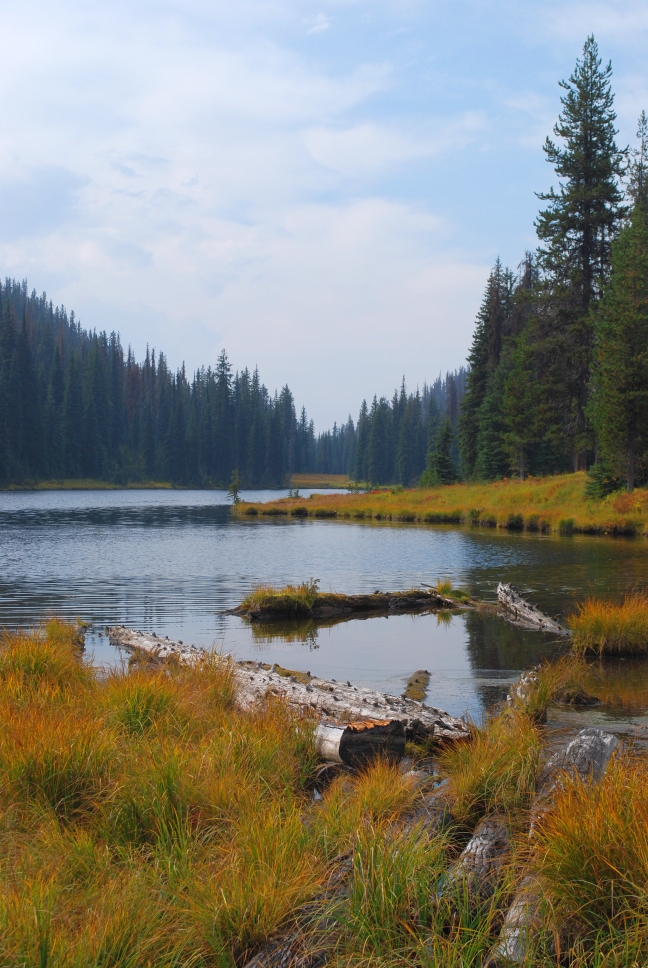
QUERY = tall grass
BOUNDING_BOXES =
[569,592,648,656]
[535,755,648,948]
[2,620,647,965]
[438,712,541,824]
[238,471,648,536]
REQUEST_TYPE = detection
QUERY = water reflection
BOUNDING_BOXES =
[1,489,648,724]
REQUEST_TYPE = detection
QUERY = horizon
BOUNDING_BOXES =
[2,0,647,427]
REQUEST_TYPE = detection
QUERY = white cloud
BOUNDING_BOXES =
[305,12,330,34]
[304,113,487,176]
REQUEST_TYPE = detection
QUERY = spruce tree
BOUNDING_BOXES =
[588,199,648,492]
[534,35,626,468]
[459,260,512,477]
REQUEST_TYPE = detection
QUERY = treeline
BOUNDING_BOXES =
[457,36,648,494]
[0,278,465,487]
[0,281,319,487]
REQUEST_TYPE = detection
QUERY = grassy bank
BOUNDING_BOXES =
[3,478,176,491]
[0,620,645,965]
[290,473,350,488]
[236,471,648,536]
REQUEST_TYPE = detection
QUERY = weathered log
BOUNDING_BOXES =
[442,815,511,905]
[484,728,619,968]
[496,584,570,636]
[315,719,406,766]
[106,626,470,744]
[231,588,461,622]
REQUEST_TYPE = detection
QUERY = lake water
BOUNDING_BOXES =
[2,488,648,732]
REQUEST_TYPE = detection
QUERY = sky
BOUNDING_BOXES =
[1,0,648,429]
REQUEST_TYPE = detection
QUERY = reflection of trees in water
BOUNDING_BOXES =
[249,619,320,649]
[463,610,569,669]
[462,611,570,715]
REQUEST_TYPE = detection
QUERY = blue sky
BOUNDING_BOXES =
[1,0,647,427]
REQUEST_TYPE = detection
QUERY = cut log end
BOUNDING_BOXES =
[315,719,406,767]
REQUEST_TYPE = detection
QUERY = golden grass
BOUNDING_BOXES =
[290,473,350,488]
[237,471,648,536]
[569,592,648,656]
[438,711,541,825]
[4,621,648,965]
[535,755,648,930]
[242,579,321,614]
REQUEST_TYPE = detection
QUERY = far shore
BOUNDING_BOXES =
[1,472,349,492]
[234,471,648,537]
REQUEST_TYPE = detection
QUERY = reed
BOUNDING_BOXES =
[569,592,648,656]
[238,471,648,536]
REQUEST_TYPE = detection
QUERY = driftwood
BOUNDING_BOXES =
[496,584,570,635]
[484,728,620,968]
[315,720,405,766]
[106,626,470,744]
[442,815,511,906]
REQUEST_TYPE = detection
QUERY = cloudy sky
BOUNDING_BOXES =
[1,0,647,427]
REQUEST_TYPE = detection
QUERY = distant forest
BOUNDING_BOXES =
[0,278,465,487]
[5,35,644,493]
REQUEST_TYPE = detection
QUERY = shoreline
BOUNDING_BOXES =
[234,471,648,537]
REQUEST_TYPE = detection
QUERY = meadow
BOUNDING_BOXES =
[238,472,648,536]
[0,621,646,966]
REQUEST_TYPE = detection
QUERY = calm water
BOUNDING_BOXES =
[2,488,648,728]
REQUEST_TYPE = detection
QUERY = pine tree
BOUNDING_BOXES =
[534,35,627,468]
[431,417,457,485]
[459,260,512,477]
[588,199,648,492]
[353,400,369,482]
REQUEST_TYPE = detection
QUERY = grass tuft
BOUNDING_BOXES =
[438,711,541,825]
[569,591,648,656]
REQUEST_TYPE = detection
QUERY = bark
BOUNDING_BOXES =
[496,584,570,636]
[106,626,470,744]
[484,728,620,967]
[442,815,511,906]
[315,720,406,767]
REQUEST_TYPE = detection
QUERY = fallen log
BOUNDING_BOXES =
[315,719,405,766]
[484,728,620,968]
[442,815,511,907]
[496,584,570,636]
[106,626,470,744]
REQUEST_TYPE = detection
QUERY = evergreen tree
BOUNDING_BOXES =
[429,416,457,485]
[459,260,512,477]
[474,361,510,480]
[533,35,626,467]
[354,400,369,482]
[588,199,648,492]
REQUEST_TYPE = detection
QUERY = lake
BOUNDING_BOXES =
[2,488,648,733]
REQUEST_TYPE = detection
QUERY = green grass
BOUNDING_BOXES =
[438,711,541,825]
[241,579,322,615]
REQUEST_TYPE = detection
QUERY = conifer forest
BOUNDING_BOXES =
[2,37,648,493]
